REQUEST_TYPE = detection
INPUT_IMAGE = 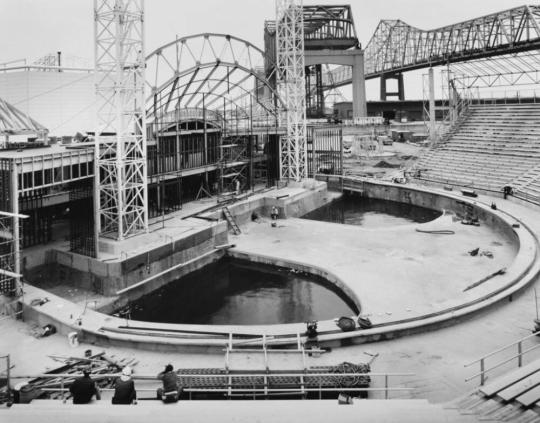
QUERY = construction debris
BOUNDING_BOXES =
[16,352,138,402]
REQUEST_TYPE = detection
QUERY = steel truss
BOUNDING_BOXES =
[302,5,358,50]
[276,0,307,182]
[146,34,283,128]
[449,52,540,90]
[324,5,540,88]
[0,97,48,141]
[94,0,148,241]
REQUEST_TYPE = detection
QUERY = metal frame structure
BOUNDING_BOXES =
[145,34,280,204]
[276,0,307,182]
[0,97,48,144]
[145,33,283,126]
[302,5,358,50]
[449,51,540,91]
[0,211,27,296]
[94,0,148,243]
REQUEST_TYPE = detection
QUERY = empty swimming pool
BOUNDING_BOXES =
[122,258,358,325]
[302,194,441,227]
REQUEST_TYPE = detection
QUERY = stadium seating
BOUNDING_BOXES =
[415,103,540,196]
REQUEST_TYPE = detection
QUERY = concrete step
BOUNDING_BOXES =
[1,399,480,423]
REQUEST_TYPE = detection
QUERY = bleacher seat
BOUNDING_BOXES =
[415,103,540,196]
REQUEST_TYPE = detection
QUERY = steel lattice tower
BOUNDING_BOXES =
[276,0,307,182]
[94,0,148,243]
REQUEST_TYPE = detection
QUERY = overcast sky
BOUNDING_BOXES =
[0,0,530,99]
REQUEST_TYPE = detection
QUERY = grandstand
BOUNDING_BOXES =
[414,102,540,196]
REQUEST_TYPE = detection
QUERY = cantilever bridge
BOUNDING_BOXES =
[326,5,540,87]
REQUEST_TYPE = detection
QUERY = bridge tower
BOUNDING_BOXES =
[93,0,148,248]
[276,0,308,182]
[380,73,404,101]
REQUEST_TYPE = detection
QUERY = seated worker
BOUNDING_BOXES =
[157,364,180,403]
[69,367,101,404]
[112,366,137,404]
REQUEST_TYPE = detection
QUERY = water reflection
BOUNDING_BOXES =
[302,195,441,226]
[125,259,358,325]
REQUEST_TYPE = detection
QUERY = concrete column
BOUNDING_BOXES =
[352,51,367,118]
[397,73,405,101]
[428,67,436,141]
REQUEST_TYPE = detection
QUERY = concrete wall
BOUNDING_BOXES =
[206,181,332,227]
[31,222,228,299]
[357,181,518,245]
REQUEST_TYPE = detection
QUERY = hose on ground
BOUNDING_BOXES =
[415,229,455,235]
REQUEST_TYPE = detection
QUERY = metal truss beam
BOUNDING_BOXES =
[0,97,48,137]
[449,52,540,89]
[276,0,307,182]
[94,0,148,242]
[302,5,359,50]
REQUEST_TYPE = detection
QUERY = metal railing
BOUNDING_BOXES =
[465,331,540,386]
[514,189,540,206]
[10,371,414,401]
[465,89,540,105]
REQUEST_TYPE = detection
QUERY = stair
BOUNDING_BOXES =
[222,207,241,235]
[444,358,540,423]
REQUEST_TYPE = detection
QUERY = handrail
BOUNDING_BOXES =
[11,371,414,401]
[10,372,414,379]
[465,344,540,383]
[465,330,540,366]
[464,331,540,385]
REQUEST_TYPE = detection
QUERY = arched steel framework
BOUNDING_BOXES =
[145,33,285,122]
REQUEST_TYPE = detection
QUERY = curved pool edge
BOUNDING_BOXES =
[19,181,540,352]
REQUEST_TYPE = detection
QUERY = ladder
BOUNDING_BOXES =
[222,206,241,235]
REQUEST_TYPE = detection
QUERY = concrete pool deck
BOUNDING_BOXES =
[16,179,540,352]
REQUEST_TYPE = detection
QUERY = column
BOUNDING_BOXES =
[352,50,367,118]
[428,67,436,142]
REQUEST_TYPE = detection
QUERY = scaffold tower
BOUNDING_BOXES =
[94,0,148,243]
[276,0,307,182]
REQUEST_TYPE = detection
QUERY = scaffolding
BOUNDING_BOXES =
[276,0,307,182]
[0,212,27,296]
[94,0,148,243]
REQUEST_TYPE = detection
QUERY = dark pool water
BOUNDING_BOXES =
[302,195,441,227]
[124,258,358,325]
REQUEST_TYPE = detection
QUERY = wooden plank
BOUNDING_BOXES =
[480,359,540,397]
[516,384,540,408]
[497,370,540,401]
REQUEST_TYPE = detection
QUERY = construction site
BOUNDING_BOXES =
[3,1,540,422]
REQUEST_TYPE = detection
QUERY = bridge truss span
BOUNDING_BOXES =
[325,5,540,89]
[365,5,540,77]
